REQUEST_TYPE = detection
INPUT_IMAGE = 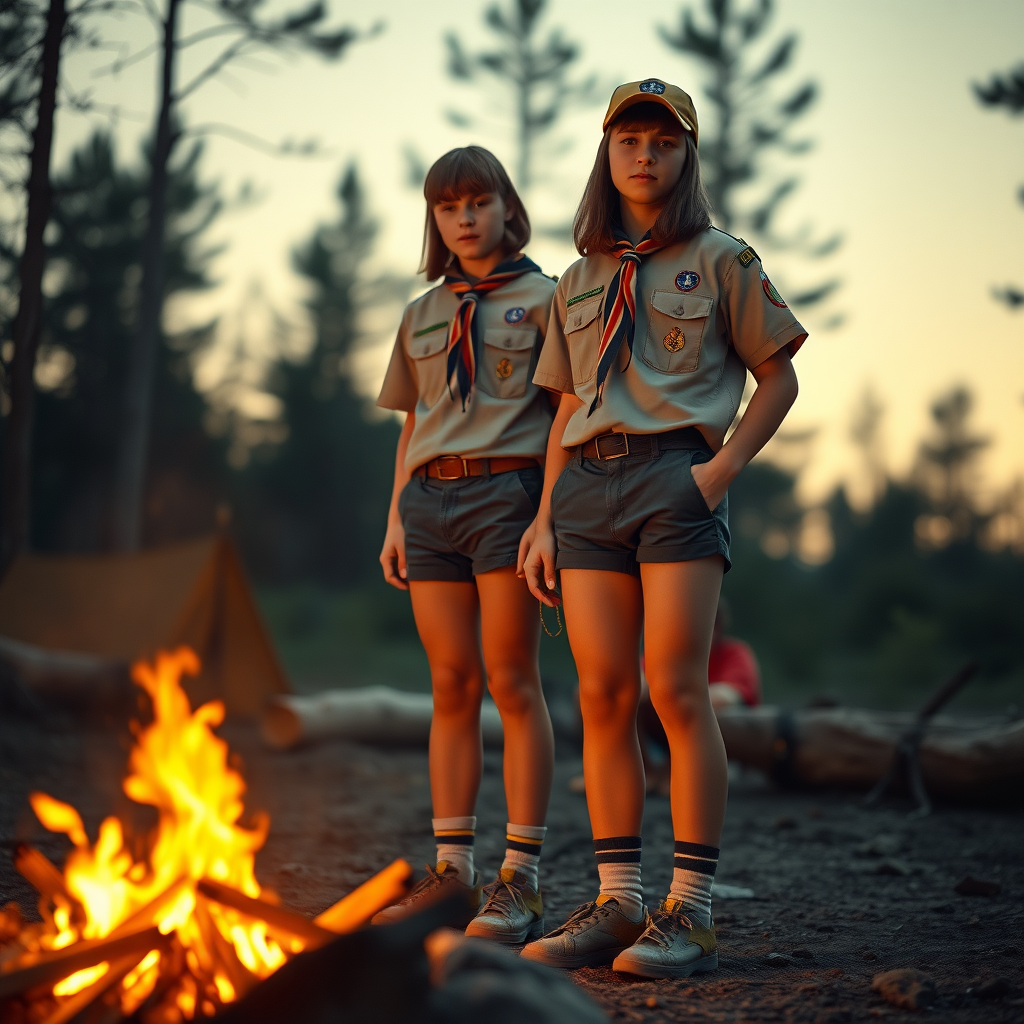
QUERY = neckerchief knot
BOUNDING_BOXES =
[444,254,541,409]
[589,231,665,415]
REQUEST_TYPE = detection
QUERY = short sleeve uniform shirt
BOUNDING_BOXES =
[377,270,557,472]
[534,227,808,450]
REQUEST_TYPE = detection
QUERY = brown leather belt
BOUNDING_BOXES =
[416,455,540,480]
[579,426,711,461]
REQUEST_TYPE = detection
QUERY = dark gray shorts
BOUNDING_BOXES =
[551,447,731,577]
[400,467,543,582]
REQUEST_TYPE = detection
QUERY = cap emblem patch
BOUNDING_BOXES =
[675,271,701,292]
[759,270,787,308]
[495,357,514,380]
[663,327,685,352]
[639,79,666,95]
[504,306,526,324]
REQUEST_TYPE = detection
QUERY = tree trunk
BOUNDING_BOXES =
[0,0,66,574]
[111,0,181,551]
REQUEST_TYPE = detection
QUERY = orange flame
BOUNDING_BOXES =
[30,648,285,1013]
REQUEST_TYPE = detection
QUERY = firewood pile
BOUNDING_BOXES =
[0,648,412,1023]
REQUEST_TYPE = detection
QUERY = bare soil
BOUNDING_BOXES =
[2,708,1021,1023]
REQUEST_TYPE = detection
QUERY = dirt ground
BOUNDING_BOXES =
[2,705,1022,1023]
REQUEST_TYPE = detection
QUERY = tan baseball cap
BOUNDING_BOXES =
[602,79,699,143]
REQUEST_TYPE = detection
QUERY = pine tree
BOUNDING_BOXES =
[660,0,840,312]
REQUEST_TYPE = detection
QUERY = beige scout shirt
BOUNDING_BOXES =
[533,227,808,451]
[377,270,557,472]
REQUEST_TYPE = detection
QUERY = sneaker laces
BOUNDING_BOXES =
[642,908,695,949]
[396,863,457,906]
[478,876,528,917]
[546,901,603,937]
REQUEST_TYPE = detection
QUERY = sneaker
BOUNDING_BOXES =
[519,896,646,969]
[611,898,718,979]
[370,861,481,928]
[464,868,545,945]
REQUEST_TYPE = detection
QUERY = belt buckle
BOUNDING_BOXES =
[435,456,467,480]
[596,432,629,460]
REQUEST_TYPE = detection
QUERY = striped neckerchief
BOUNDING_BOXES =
[590,231,665,415]
[444,254,541,409]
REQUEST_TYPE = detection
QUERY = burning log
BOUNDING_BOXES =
[261,687,504,752]
[314,858,413,934]
[39,950,151,1024]
[196,880,337,951]
[13,844,73,904]
[0,925,165,1001]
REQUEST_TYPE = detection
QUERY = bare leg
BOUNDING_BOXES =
[476,566,554,825]
[559,569,645,837]
[641,557,728,845]
[409,580,485,818]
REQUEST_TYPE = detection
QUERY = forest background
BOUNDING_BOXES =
[1,0,1022,712]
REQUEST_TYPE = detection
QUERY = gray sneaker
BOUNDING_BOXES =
[465,868,545,945]
[611,898,718,978]
[371,861,481,928]
[520,896,647,969]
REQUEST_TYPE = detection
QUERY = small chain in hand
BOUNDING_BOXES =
[539,601,563,637]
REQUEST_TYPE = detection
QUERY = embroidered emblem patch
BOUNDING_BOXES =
[663,327,685,353]
[736,246,759,268]
[495,358,514,380]
[504,306,526,324]
[760,269,787,308]
[675,271,701,292]
[413,321,447,338]
[566,285,604,308]
[639,79,666,95]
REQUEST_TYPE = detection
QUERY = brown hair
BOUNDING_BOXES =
[573,102,712,256]
[420,146,531,280]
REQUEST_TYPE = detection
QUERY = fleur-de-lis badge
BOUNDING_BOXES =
[495,358,514,379]
[663,327,685,353]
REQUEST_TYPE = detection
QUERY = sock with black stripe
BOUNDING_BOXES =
[502,822,546,890]
[594,835,644,922]
[432,815,476,885]
[668,840,719,927]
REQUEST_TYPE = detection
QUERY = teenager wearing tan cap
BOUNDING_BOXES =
[374,147,555,944]
[519,80,807,977]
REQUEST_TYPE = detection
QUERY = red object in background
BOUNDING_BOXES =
[708,636,761,707]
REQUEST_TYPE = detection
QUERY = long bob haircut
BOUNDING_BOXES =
[420,146,531,281]
[574,102,713,257]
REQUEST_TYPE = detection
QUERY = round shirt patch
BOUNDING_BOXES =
[639,79,666,95]
[495,358,514,380]
[760,269,787,308]
[504,306,526,324]
[675,270,701,292]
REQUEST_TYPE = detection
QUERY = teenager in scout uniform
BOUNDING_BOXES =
[374,146,556,943]
[519,81,807,977]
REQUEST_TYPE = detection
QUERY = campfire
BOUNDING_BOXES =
[0,648,412,1022]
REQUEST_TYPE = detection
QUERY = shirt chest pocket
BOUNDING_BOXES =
[477,326,538,400]
[564,295,603,385]
[642,291,713,375]
[408,326,449,408]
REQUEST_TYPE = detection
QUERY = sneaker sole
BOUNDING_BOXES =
[520,942,631,969]
[465,917,546,945]
[611,950,719,979]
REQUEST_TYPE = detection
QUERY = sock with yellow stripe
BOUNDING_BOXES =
[594,835,644,922]
[668,841,719,928]
[501,823,547,890]
[432,815,476,885]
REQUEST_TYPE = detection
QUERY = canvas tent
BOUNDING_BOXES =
[0,535,290,716]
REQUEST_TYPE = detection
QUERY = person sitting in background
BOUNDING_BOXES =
[637,598,760,793]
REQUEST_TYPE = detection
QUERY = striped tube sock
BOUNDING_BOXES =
[502,823,547,890]
[432,815,477,884]
[594,836,644,922]
[668,841,719,927]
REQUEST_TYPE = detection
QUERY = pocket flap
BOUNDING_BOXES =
[565,295,602,333]
[484,326,537,352]
[651,291,713,320]
[408,329,448,359]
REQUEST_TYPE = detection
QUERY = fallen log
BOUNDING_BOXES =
[314,859,412,933]
[262,687,504,752]
[40,950,145,1024]
[716,706,1024,804]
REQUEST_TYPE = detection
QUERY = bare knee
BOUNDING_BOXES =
[486,664,542,718]
[432,666,484,717]
[579,675,639,731]
[647,668,711,730]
